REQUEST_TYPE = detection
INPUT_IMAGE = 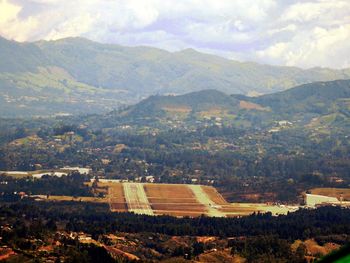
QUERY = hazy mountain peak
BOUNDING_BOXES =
[1,36,350,117]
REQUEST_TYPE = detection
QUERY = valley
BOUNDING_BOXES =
[0,72,349,262]
[1,2,350,261]
[1,79,349,207]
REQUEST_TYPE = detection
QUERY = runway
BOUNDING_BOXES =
[123,183,154,215]
[188,185,225,217]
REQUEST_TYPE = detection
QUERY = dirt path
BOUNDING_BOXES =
[123,183,154,215]
[188,185,226,217]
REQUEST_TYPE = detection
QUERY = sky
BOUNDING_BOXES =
[0,0,350,69]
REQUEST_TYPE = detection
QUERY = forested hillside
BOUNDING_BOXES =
[1,79,349,204]
[119,79,350,128]
[1,36,350,117]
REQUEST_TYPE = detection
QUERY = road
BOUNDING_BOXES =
[188,185,226,217]
[123,183,154,215]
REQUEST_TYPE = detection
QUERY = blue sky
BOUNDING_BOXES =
[1,0,350,69]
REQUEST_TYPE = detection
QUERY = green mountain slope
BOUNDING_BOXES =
[121,79,350,130]
[251,79,350,115]
[0,37,48,73]
[128,89,239,117]
[1,36,350,117]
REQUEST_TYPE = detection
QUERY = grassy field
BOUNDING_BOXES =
[1,168,85,179]
[239,100,268,111]
[43,195,108,203]
[310,188,350,200]
[0,170,61,179]
[162,105,191,114]
[292,239,340,258]
[0,172,31,179]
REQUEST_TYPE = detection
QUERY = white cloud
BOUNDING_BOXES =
[0,0,21,24]
[0,0,349,68]
[255,0,350,68]
[257,24,350,68]
[268,24,297,36]
[44,13,97,40]
[282,1,349,23]
[0,0,39,41]
[257,42,288,60]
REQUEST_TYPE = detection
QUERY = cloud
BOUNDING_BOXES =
[256,1,350,68]
[0,0,39,41]
[0,0,21,24]
[268,24,297,36]
[281,1,349,23]
[0,0,349,68]
[44,13,97,40]
[257,24,350,68]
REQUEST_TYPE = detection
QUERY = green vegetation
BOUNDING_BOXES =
[0,172,93,198]
[0,79,349,203]
[1,36,350,117]
[122,79,350,126]
[0,201,349,262]
[0,77,349,262]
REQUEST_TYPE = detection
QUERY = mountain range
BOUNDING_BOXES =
[1,36,350,117]
[118,79,350,130]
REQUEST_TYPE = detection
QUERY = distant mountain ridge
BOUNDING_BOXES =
[1,36,350,117]
[251,79,350,115]
[123,79,350,124]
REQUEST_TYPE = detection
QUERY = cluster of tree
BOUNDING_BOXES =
[0,172,93,197]
[0,116,349,203]
[230,235,307,263]
[0,201,349,262]
[2,201,350,241]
